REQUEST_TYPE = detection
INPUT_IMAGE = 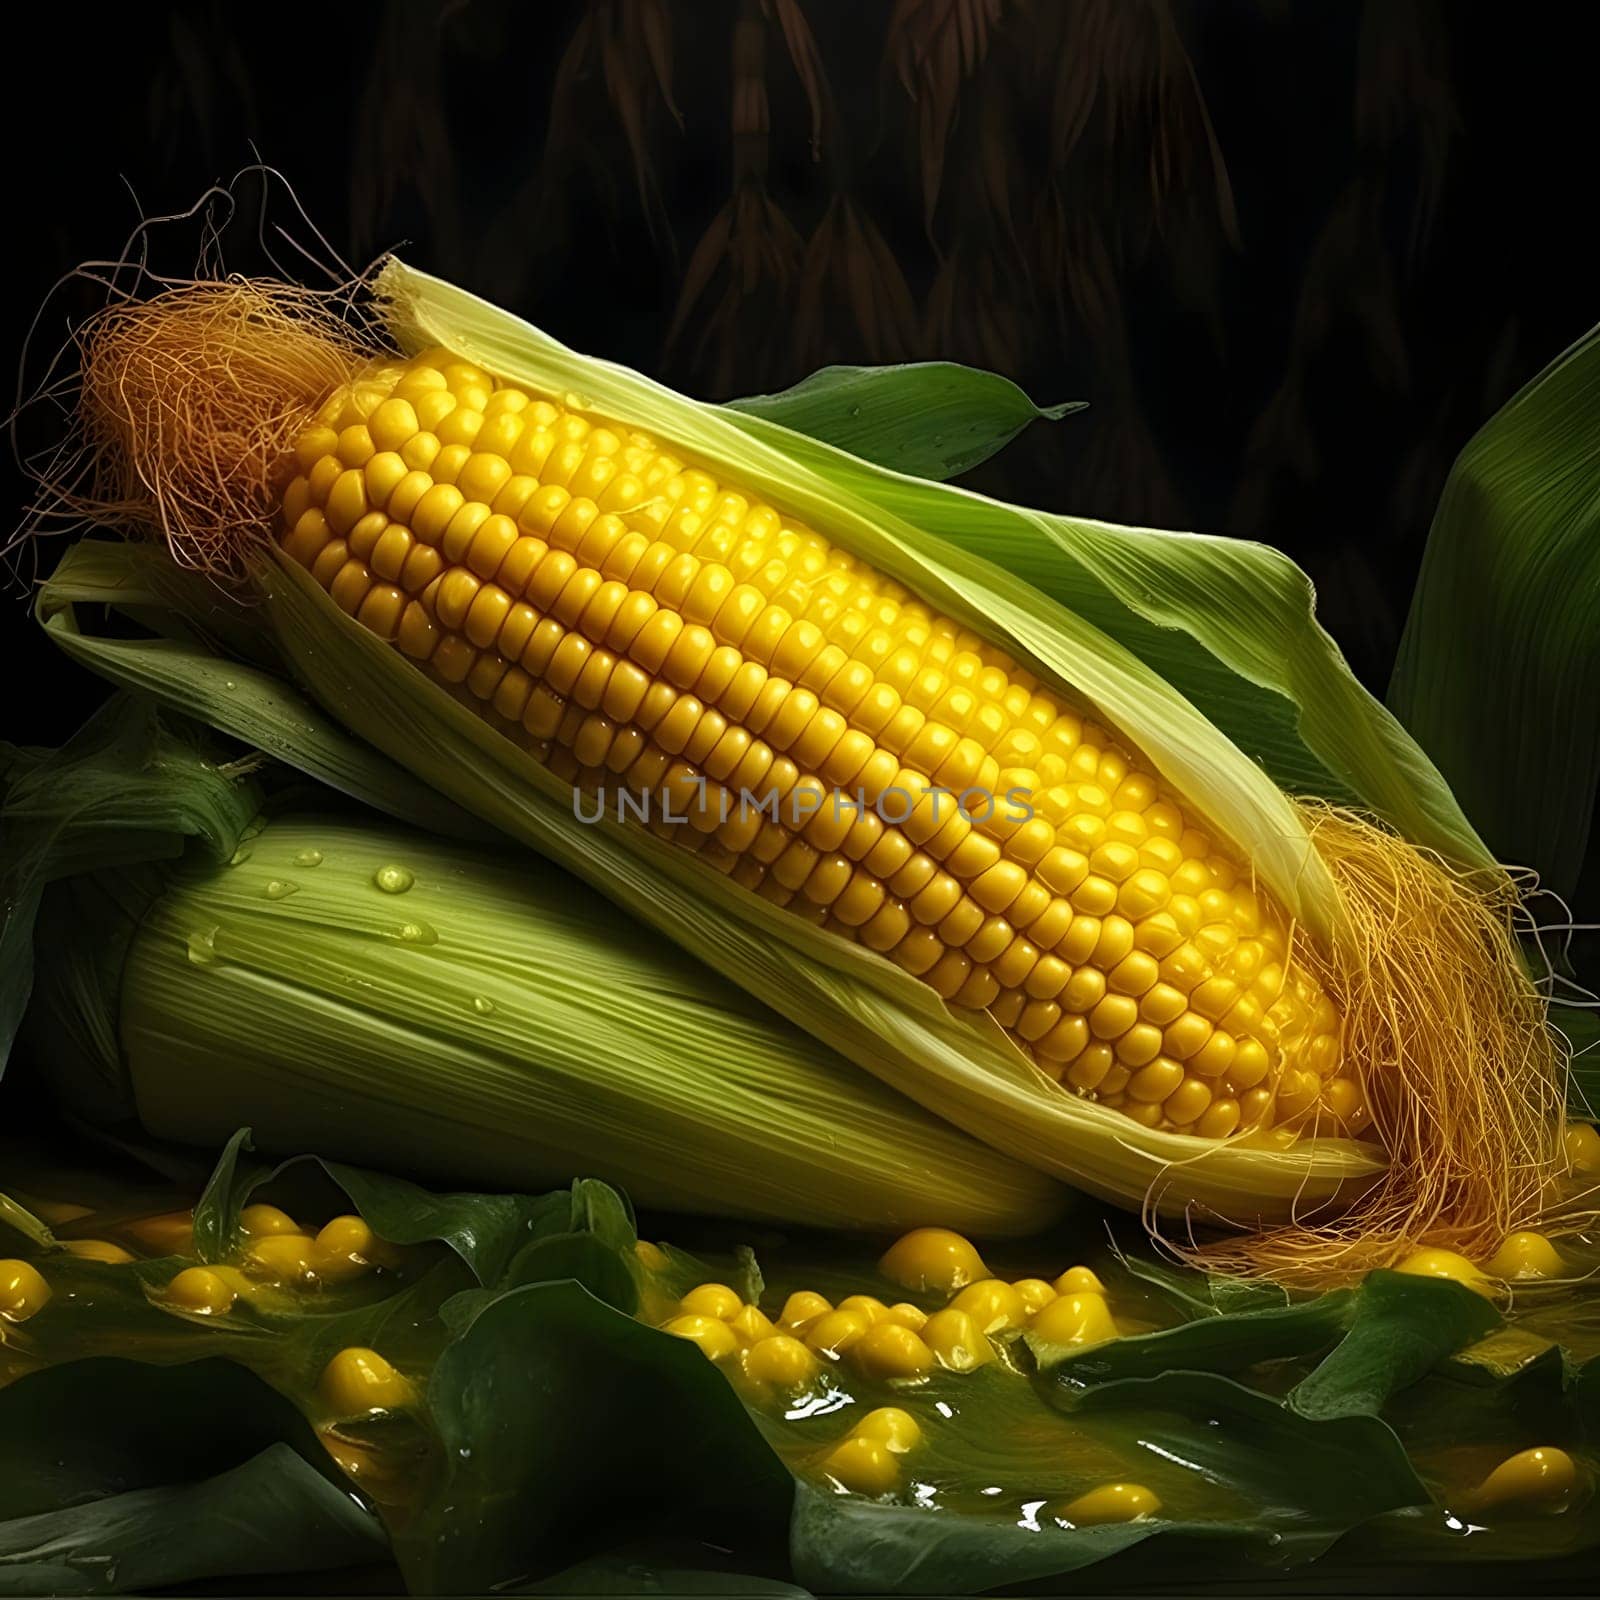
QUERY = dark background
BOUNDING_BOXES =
[4,0,1596,745]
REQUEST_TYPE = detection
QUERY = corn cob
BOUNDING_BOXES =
[33,260,1566,1280]
[275,348,1350,1143]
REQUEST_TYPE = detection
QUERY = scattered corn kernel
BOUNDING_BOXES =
[948,1278,1027,1334]
[851,1322,936,1379]
[806,1308,872,1357]
[680,1282,742,1321]
[1394,1247,1493,1296]
[30,1200,92,1225]
[1053,1265,1106,1296]
[0,1260,50,1322]
[1012,1278,1057,1315]
[316,1215,376,1260]
[1468,1446,1577,1513]
[319,1347,414,1414]
[742,1334,818,1388]
[1058,1482,1161,1526]
[1030,1292,1119,1348]
[634,1240,669,1270]
[1562,1123,1600,1178]
[247,1233,320,1282]
[1484,1231,1565,1282]
[61,1239,135,1265]
[124,1211,193,1255]
[822,1436,899,1495]
[879,1228,987,1294]
[778,1290,833,1332]
[883,1302,928,1331]
[921,1308,995,1372]
[729,1303,776,1346]
[165,1266,236,1315]
[851,1407,923,1452]
[238,1203,301,1238]
[661,1313,740,1362]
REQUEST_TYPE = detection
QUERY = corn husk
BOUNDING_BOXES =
[9,699,1063,1234]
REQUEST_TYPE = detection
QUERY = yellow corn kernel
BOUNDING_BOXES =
[742,1333,818,1388]
[1030,1292,1118,1348]
[238,1203,300,1238]
[165,1265,236,1315]
[729,1303,777,1346]
[1467,1446,1577,1513]
[1058,1482,1161,1526]
[806,1308,872,1357]
[1011,1278,1058,1315]
[822,1436,899,1496]
[634,1240,669,1270]
[921,1308,995,1372]
[1052,1265,1106,1297]
[879,1228,987,1294]
[837,1294,892,1326]
[61,1239,136,1265]
[246,1233,320,1283]
[1483,1231,1564,1282]
[316,1215,376,1260]
[679,1282,742,1320]
[1563,1122,1600,1177]
[883,1302,928,1331]
[0,1260,50,1322]
[662,1313,740,1361]
[778,1289,833,1332]
[948,1278,1027,1334]
[320,1347,414,1414]
[851,1322,936,1379]
[124,1211,193,1256]
[851,1406,923,1452]
[29,1200,92,1225]
[1394,1247,1493,1297]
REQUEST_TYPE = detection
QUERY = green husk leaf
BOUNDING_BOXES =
[87,802,1061,1235]
[0,1194,53,1251]
[1291,1272,1502,1420]
[725,361,1083,481]
[0,695,257,1076]
[718,365,1488,873]
[35,541,486,843]
[1390,324,1600,897]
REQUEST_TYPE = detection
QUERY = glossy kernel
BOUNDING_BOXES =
[879,1228,987,1294]
[0,1260,50,1322]
[662,1313,740,1361]
[165,1265,236,1315]
[320,1346,414,1414]
[1058,1482,1161,1526]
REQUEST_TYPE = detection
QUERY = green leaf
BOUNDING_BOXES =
[191,1126,257,1263]
[1291,1272,1502,1420]
[1037,1291,1353,1382]
[0,1356,385,1595]
[404,1281,792,1593]
[725,362,1082,481]
[1390,325,1600,896]
[0,1444,385,1597]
